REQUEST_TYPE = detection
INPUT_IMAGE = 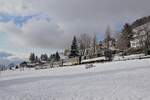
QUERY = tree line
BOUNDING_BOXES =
[29,52,60,63]
[29,15,150,64]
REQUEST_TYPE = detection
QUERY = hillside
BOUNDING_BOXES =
[0,59,150,100]
[131,15,150,29]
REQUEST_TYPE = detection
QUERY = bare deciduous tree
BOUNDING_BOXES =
[92,34,97,55]
[116,32,129,50]
[104,26,111,48]
[134,23,150,55]
[78,33,92,56]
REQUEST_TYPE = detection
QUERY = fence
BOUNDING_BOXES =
[50,57,80,67]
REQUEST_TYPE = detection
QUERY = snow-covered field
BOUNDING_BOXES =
[0,59,150,100]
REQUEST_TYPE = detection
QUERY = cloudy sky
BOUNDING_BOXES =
[0,0,150,61]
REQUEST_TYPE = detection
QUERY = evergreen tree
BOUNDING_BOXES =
[55,52,60,61]
[52,54,56,60]
[122,23,133,48]
[35,56,39,62]
[49,54,55,61]
[40,54,44,61]
[69,36,79,58]
[50,54,53,60]
[40,54,48,61]
[29,53,35,63]
[44,54,48,61]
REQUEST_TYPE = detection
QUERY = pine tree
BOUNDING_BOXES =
[50,54,53,60]
[49,54,56,61]
[35,56,39,62]
[52,54,56,60]
[44,54,48,61]
[40,54,48,61]
[29,53,35,63]
[55,52,60,61]
[122,23,133,48]
[40,54,44,61]
[69,36,79,58]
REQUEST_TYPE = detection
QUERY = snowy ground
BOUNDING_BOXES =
[0,59,150,100]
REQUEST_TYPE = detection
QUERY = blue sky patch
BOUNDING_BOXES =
[0,12,38,27]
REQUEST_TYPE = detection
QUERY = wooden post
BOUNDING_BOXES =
[79,56,82,65]
[61,60,64,67]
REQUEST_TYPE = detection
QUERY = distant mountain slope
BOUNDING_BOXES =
[0,51,23,67]
[131,15,150,29]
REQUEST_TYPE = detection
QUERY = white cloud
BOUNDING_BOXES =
[0,50,23,65]
[0,17,69,49]
[0,0,150,50]
[0,0,34,15]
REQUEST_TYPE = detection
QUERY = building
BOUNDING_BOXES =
[130,22,150,48]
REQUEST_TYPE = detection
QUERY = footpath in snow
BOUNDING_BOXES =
[0,59,150,100]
